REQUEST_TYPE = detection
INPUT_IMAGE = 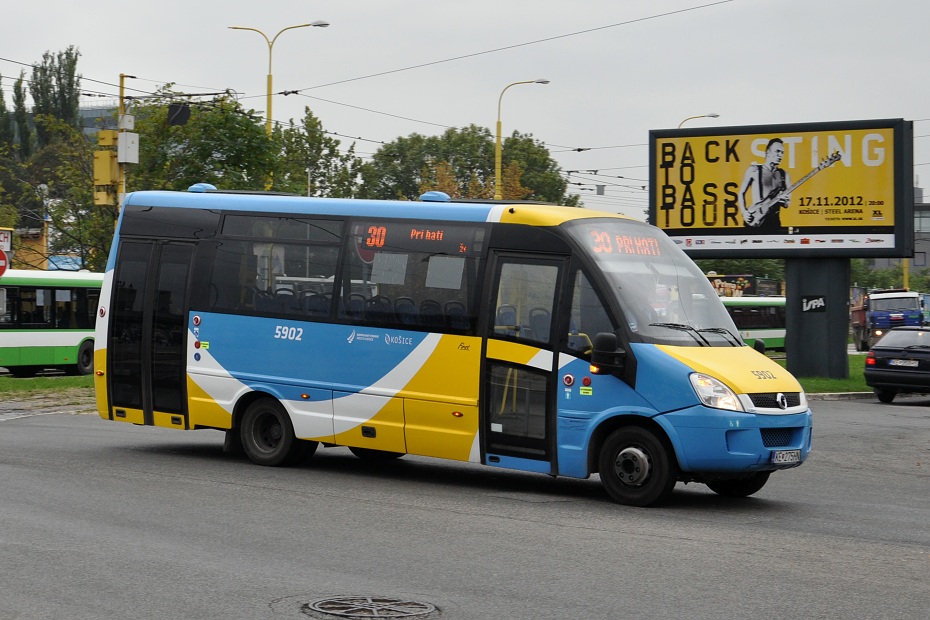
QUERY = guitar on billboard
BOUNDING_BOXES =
[743,151,842,227]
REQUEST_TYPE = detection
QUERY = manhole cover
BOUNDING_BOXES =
[303,596,437,619]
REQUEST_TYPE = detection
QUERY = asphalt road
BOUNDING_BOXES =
[0,394,927,620]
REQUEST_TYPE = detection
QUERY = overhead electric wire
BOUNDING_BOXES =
[288,1,735,94]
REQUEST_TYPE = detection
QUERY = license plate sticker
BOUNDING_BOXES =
[889,359,919,367]
[771,449,801,464]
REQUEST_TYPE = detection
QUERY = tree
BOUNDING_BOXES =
[31,116,114,271]
[358,124,578,204]
[275,107,362,197]
[129,88,276,191]
[12,73,31,159]
[30,46,82,148]
[418,160,462,198]
[0,74,14,148]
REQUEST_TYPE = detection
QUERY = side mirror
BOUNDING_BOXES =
[591,332,625,372]
[753,338,767,354]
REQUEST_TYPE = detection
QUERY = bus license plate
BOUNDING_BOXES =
[771,450,801,464]
[889,359,919,367]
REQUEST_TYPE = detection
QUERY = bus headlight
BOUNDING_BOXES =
[689,373,744,412]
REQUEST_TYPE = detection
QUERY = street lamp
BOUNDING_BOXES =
[495,79,549,200]
[677,113,719,129]
[229,20,329,135]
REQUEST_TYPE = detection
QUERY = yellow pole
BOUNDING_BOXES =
[228,22,329,136]
[118,73,127,200]
[494,79,549,200]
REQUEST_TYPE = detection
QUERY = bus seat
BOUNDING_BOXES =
[496,304,518,336]
[275,289,300,313]
[254,290,276,312]
[419,299,443,329]
[303,293,330,318]
[445,301,470,330]
[344,293,365,319]
[395,296,418,325]
[365,295,394,323]
[528,307,551,343]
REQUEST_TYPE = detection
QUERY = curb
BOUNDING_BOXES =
[807,392,874,401]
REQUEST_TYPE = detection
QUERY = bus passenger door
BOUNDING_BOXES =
[482,252,565,474]
[107,240,193,428]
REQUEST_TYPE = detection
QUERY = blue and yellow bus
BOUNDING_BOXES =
[721,296,787,352]
[1,269,102,376]
[94,185,812,506]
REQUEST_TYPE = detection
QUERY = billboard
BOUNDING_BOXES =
[649,119,913,258]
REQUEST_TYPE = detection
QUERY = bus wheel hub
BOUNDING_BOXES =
[614,447,650,486]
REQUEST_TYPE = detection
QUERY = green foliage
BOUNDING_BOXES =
[12,74,31,158]
[358,124,577,204]
[130,87,275,191]
[274,107,362,197]
[33,116,115,271]
[30,46,82,148]
[0,75,14,148]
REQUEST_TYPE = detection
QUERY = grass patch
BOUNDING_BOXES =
[0,373,94,395]
[774,354,869,394]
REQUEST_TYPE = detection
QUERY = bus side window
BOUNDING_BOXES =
[492,261,558,346]
[567,270,615,357]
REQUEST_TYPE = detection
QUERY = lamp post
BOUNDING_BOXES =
[229,20,329,135]
[495,79,549,200]
[677,112,719,129]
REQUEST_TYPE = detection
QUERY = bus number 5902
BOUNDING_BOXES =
[274,326,303,341]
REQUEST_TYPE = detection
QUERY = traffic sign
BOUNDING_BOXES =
[0,248,8,277]
[0,227,11,252]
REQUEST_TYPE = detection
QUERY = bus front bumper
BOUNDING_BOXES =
[657,406,813,474]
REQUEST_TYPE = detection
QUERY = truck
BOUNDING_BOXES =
[850,288,925,351]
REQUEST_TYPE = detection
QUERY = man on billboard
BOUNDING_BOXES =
[737,137,792,232]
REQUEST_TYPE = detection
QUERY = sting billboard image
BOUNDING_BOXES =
[649,118,913,258]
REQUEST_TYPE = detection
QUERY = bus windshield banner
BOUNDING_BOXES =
[649,119,913,259]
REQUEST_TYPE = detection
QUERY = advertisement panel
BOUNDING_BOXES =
[649,119,913,258]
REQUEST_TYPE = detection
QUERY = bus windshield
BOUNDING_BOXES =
[564,218,739,347]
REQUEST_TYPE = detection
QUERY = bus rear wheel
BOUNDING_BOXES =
[67,340,94,376]
[240,398,316,466]
[598,426,677,507]
[705,471,771,498]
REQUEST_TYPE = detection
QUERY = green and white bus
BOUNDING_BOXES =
[721,296,787,352]
[0,269,103,376]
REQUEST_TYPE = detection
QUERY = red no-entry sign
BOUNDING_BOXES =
[0,248,8,277]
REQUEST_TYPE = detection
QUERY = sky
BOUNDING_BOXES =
[3,0,930,219]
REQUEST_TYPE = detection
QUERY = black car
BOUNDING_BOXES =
[864,326,930,403]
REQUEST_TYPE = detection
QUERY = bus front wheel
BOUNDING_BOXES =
[240,398,316,466]
[705,471,771,498]
[598,426,677,507]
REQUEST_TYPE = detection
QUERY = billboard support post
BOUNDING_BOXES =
[785,257,851,379]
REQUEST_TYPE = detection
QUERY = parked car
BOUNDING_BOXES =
[864,326,930,403]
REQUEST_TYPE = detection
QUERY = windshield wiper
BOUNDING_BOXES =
[648,322,710,346]
[697,327,742,347]
[903,344,930,350]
